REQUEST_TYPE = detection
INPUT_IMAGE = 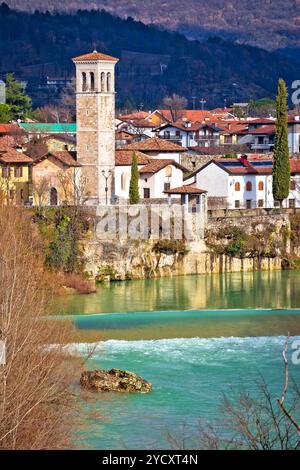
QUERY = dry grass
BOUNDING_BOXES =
[62,272,96,295]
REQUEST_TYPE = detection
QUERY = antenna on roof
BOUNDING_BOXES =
[200,98,206,110]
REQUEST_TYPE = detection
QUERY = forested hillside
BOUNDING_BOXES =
[4,0,300,50]
[1,4,300,108]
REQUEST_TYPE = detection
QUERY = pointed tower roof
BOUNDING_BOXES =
[73,50,119,63]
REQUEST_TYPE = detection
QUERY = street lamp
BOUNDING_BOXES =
[101,169,113,205]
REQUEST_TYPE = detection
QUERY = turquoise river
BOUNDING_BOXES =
[55,271,300,449]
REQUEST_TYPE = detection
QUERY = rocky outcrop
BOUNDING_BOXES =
[82,212,292,280]
[80,369,152,393]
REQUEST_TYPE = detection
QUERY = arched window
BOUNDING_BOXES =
[101,72,105,92]
[50,187,58,206]
[107,72,112,92]
[235,182,240,191]
[246,181,252,191]
[165,166,172,177]
[90,72,95,91]
[258,181,264,191]
[82,72,87,92]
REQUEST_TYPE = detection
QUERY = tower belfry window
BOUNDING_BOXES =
[90,72,95,91]
[82,72,87,92]
[107,72,111,92]
[101,72,105,92]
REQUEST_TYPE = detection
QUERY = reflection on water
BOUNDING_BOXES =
[55,270,300,316]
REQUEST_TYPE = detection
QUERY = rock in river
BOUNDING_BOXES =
[80,368,152,393]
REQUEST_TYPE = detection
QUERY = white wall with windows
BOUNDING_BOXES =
[188,161,300,209]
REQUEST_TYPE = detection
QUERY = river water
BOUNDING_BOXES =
[55,271,300,449]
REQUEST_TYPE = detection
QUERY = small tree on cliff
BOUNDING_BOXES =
[272,79,290,207]
[129,152,140,204]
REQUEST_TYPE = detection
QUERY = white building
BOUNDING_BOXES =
[185,155,300,209]
[157,122,222,148]
[115,149,187,202]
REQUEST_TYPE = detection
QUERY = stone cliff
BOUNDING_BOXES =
[82,212,293,281]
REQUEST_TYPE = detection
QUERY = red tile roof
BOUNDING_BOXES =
[159,121,204,132]
[290,160,300,174]
[0,148,32,163]
[249,118,275,124]
[164,185,207,194]
[115,150,152,166]
[118,111,151,120]
[139,159,188,174]
[0,124,23,135]
[73,50,119,62]
[49,151,80,167]
[122,137,187,152]
[247,125,275,135]
[157,109,214,123]
[126,119,156,128]
[32,151,80,167]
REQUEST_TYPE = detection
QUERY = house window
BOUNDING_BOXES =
[165,166,172,177]
[121,173,126,191]
[246,200,252,209]
[164,131,170,139]
[235,200,240,208]
[20,189,24,202]
[143,188,150,199]
[14,167,23,178]
[290,180,296,190]
[289,199,296,208]
[164,182,171,191]
[274,200,280,207]
[258,181,264,191]
[2,167,10,178]
[90,72,95,91]
[258,199,264,208]
[175,130,181,137]
[235,182,240,191]
[224,135,232,144]
[246,181,252,191]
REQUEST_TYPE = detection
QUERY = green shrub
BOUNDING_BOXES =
[153,239,188,255]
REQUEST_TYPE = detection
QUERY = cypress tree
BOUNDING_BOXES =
[5,73,32,120]
[129,152,140,204]
[272,79,290,206]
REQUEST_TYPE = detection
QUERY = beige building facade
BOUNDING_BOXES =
[73,51,119,205]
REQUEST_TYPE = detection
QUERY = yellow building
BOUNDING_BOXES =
[0,147,33,205]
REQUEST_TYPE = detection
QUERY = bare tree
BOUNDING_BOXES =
[32,176,51,210]
[57,168,89,207]
[0,206,81,449]
[60,77,76,120]
[162,94,188,122]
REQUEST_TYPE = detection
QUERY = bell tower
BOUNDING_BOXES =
[73,50,119,205]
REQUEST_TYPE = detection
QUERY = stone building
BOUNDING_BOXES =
[73,50,119,205]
